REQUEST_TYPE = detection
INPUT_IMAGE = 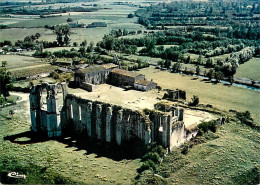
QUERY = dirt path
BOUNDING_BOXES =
[10,92,30,121]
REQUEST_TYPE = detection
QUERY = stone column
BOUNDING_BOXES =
[29,92,38,132]
[179,108,184,121]
[162,115,168,148]
[81,104,87,132]
[96,104,102,140]
[145,126,151,145]
[86,102,92,137]
[106,106,112,143]
[46,90,60,138]
[116,109,123,145]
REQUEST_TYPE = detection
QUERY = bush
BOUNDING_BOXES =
[189,95,199,106]
[236,111,257,129]
[198,121,217,134]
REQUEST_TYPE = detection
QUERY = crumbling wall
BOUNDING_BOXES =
[64,94,151,145]
[30,83,193,151]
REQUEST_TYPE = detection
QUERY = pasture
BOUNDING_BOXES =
[138,67,260,123]
[235,57,260,81]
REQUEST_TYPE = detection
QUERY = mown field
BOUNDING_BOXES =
[0,99,140,184]
[138,67,260,123]
[235,57,260,81]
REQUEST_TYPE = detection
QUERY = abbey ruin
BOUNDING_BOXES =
[30,82,194,151]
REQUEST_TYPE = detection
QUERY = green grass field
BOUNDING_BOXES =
[0,99,140,184]
[138,67,260,123]
[1,55,43,70]
[0,28,47,44]
[235,57,260,81]
[156,121,260,185]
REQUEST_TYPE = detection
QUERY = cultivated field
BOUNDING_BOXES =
[138,67,260,123]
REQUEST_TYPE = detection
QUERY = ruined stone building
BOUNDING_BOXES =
[30,83,193,151]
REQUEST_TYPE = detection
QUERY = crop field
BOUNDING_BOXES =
[235,58,260,81]
[0,98,140,184]
[1,55,43,70]
[138,67,260,123]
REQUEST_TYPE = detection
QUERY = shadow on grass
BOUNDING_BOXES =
[57,134,143,161]
[4,131,142,161]
[3,131,49,144]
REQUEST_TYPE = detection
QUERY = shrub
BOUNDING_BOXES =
[198,121,217,134]
[189,95,199,106]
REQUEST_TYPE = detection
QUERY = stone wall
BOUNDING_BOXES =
[30,83,193,151]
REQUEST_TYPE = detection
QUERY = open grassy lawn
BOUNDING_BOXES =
[235,57,260,81]
[138,67,260,123]
[159,121,260,185]
[1,55,43,70]
[0,97,140,184]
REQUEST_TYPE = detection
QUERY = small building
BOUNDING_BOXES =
[134,79,157,91]
[87,22,107,28]
[68,21,85,28]
[109,68,145,86]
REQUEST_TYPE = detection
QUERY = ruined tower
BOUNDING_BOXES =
[29,83,67,137]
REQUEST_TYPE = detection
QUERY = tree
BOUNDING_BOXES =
[189,95,199,106]
[164,60,171,69]
[54,25,71,46]
[0,68,12,100]
[73,42,78,47]
[215,71,224,83]
[35,33,41,39]
[196,66,200,76]
[80,40,87,47]
[78,47,86,56]
[206,69,214,80]
[2,61,7,67]
[67,18,73,22]
[205,58,214,68]
[127,13,134,18]
[87,41,94,52]
[197,55,203,65]
[185,55,190,64]
[172,62,181,73]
